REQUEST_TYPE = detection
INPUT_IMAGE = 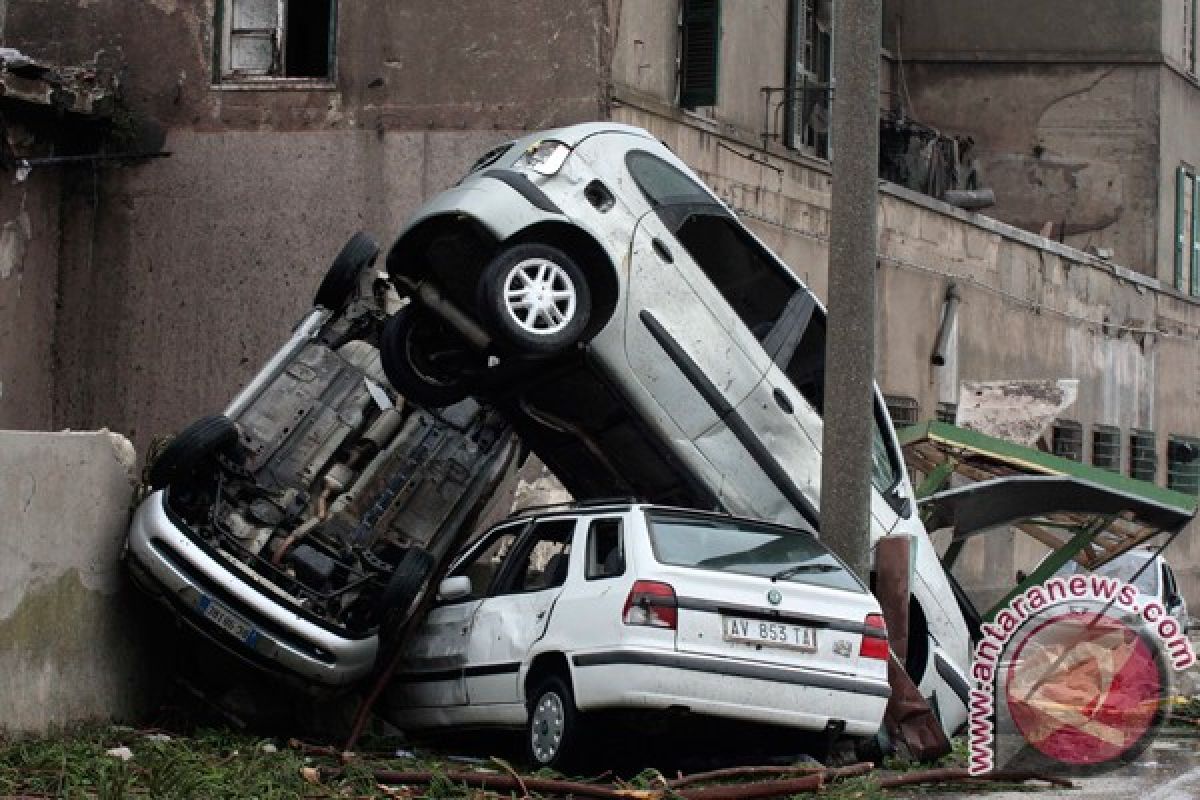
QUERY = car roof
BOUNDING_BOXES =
[502,500,820,538]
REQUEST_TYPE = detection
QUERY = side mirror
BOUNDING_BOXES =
[437,575,472,603]
[1167,594,1182,612]
[1015,570,1028,584]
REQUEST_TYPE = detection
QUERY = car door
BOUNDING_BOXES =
[462,517,578,705]
[619,151,772,443]
[391,524,524,708]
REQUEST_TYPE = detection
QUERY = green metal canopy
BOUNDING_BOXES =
[898,420,1197,620]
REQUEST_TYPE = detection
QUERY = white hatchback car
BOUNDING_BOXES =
[1040,547,1190,633]
[381,123,972,735]
[385,503,891,769]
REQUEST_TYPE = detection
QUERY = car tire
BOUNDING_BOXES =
[377,547,435,623]
[148,414,240,490]
[478,243,592,354]
[526,674,585,771]
[379,305,475,408]
[314,231,380,310]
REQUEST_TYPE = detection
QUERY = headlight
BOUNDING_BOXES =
[514,139,571,176]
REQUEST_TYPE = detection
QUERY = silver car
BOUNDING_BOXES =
[124,233,520,688]
[380,124,973,735]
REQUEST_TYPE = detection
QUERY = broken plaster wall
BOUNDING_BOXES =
[0,163,61,431]
[900,62,1161,276]
[0,430,157,733]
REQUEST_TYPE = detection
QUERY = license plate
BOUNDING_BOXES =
[723,616,817,652]
[197,595,258,647]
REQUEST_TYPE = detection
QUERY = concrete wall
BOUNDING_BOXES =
[0,430,155,733]
[890,0,1162,61]
[0,166,60,431]
[51,128,521,451]
[1155,65,1200,288]
[901,63,1161,275]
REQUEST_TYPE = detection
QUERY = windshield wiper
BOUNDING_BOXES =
[771,564,839,582]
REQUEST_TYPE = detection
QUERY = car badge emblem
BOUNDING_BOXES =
[767,589,782,606]
[833,639,853,658]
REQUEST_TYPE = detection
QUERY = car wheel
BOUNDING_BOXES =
[478,243,592,354]
[314,231,380,310]
[526,674,585,771]
[379,305,475,408]
[148,414,240,490]
[377,547,435,623]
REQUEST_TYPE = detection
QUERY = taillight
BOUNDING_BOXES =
[860,613,890,661]
[622,581,678,629]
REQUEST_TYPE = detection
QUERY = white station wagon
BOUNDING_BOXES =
[385,502,891,769]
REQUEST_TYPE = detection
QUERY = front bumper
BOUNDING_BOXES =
[124,490,378,686]
[569,647,889,737]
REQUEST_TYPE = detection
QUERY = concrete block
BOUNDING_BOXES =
[0,430,156,733]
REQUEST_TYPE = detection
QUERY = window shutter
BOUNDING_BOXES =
[1191,174,1199,295]
[680,0,720,108]
[1176,166,1187,290]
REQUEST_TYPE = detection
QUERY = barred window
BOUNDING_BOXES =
[1167,435,1200,495]
[1092,425,1121,472]
[1052,420,1083,462]
[935,402,957,425]
[884,395,919,429]
[1130,430,1156,483]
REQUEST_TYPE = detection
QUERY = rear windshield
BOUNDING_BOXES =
[646,512,864,593]
[1054,552,1159,596]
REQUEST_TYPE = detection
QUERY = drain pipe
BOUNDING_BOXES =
[930,282,961,367]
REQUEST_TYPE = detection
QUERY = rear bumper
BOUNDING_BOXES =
[569,648,889,736]
[124,490,378,686]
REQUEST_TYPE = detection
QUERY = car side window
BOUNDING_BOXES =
[626,151,799,341]
[1163,562,1178,602]
[585,518,625,580]
[494,519,575,595]
[450,526,522,599]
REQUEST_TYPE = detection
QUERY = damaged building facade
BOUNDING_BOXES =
[2,0,1200,606]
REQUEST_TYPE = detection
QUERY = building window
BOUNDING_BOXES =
[217,0,335,82]
[1052,420,1083,462]
[1186,0,1197,75]
[785,0,832,159]
[1167,435,1200,494]
[679,0,720,108]
[1091,425,1121,472]
[884,395,919,429]
[935,402,957,424]
[1130,429,1156,483]
[1174,165,1200,295]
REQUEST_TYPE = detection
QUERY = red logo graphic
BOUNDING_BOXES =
[1004,610,1166,767]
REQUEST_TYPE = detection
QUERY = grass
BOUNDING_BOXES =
[0,727,1044,800]
[0,726,400,799]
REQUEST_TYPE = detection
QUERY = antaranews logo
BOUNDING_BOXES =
[968,573,1195,776]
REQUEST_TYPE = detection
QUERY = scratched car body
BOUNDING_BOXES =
[123,234,519,688]
[380,123,972,733]
[386,502,891,769]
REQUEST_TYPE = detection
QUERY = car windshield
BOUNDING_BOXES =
[1054,552,1159,596]
[646,512,864,592]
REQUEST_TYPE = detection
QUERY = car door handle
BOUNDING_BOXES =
[652,238,673,263]
[773,388,793,414]
[536,611,547,620]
